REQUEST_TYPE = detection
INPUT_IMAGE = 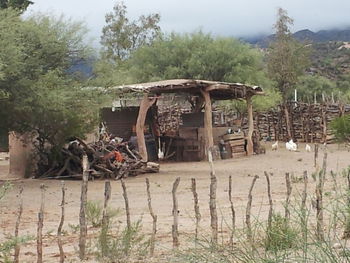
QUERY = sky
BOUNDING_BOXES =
[26,0,350,46]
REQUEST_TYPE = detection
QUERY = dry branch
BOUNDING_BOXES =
[145,178,157,256]
[208,149,218,245]
[285,173,292,221]
[14,184,23,263]
[228,175,236,247]
[57,181,66,263]
[191,178,201,243]
[172,177,181,248]
[264,172,273,231]
[79,155,88,260]
[121,179,131,230]
[37,184,46,263]
[316,149,327,241]
[246,175,259,244]
[102,181,111,227]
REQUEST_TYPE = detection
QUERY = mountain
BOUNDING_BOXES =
[244,28,350,47]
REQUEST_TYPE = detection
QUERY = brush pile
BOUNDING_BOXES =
[39,137,159,180]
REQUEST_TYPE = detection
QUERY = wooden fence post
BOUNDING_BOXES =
[316,148,327,241]
[57,181,66,263]
[79,155,89,260]
[264,172,273,231]
[208,149,218,245]
[191,178,201,244]
[37,184,46,263]
[102,181,111,227]
[145,178,157,256]
[228,176,236,247]
[246,175,259,244]
[121,179,131,230]
[285,173,292,221]
[14,184,23,263]
[172,177,181,248]
[314,144,319,168]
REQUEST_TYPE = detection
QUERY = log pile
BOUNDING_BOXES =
[39,138,159,180]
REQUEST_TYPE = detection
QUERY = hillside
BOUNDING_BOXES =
[244,28,350,80]
[245,28,350,47]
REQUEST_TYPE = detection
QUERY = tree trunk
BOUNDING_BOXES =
[246,95,254,155]
[136,94,157,161]
[200,88,214,159]
[283,102,292,139]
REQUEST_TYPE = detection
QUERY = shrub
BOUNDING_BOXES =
[264,213,299,252]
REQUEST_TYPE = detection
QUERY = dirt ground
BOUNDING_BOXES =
[1,142,350,262]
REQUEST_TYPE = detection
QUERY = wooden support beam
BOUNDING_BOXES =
[246,95,254,156]
[200,88,214,158]
[136,94,157,161]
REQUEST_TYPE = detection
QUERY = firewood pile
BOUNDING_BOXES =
[158,104,190,135]
[40,137,159,180]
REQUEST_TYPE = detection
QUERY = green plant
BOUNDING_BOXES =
[264,213,299,252]
[86,200,120,227]
[86,201,103,227]
[0,236,33,262]
[68,223,80,234]
[0,182,12,201]
[96,220,150,263]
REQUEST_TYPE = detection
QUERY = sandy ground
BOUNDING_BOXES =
[1,143,350,262]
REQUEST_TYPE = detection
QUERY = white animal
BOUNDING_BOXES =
[286,139,297,151]
[272,141,278,151]
[305,144,311,152]
[157,138,164,159]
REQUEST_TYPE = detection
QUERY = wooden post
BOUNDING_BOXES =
[136,94,157,161]
[79,155,89,260]
[14,184,24,263]
[145,178,157,256]
[246,95,254,155]
[316,149,327,241]
[102,181,111,227]
[285,173,292,221]
[37,184,46,263]
[121,179,131,230]
[57,181,65,263]
[200,88,214,158]
[314,144,319,168]
[246,175,259,244]
[228,176,236,247]
[208,149,218,245]
[191,178,201,243]
[172,177,180,248]
[264,172,273,231]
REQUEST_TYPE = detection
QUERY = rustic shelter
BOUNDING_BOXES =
[110,79,263,161]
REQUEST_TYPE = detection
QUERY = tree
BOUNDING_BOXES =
[100,1,160,62]
[267,8,310,138]
[128,31,269,84]
[0,9,103,175]
[0,0,33,13]
[296,75,336,103]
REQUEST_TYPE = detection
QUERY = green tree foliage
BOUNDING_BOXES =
[125,31,279,112]
[128,31,268,84]
[0,9,102,174]
[330,115,350,143]
[0,0,33,13]
[296,74,336,103]
[266,8,310,137]
[267,8,310,102]
[100,1,160,62]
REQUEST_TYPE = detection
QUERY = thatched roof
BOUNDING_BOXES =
[111,79,263,100]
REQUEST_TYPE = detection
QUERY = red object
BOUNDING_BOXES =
[114,151,124,162]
